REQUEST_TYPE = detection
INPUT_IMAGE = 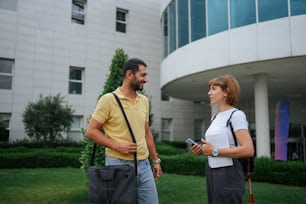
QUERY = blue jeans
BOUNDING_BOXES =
[106,156,159,204]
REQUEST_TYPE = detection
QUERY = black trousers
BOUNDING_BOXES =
[205,158,245,204]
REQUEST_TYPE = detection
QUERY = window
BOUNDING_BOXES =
[191,0,206,42]
[194,119,205,141]
[116,8,128,33]
[291,0,306,16]
[258,0,288,22]
[72,0,86,25]
[67,116,83,142]
[208,0,228,35]
[161,118,172,141]
[69,66,84,94]
[163,11,169,58]
[0,113,10,142]
[169,0,176,53]
[178,0,189,48]
[0,0,17,11]
[230,0,256,29]
[0,58,13,90]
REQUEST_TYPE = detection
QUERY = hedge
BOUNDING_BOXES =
[0,146,305,186]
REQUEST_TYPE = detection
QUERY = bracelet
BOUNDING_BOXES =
[152,158,161,164]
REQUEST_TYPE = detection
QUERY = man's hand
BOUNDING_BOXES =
[115,143,137,155]
[153,163,162,180]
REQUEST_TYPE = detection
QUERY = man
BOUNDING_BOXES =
[86,58,162,204]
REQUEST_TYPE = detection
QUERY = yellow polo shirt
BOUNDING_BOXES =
[91,88,150,160]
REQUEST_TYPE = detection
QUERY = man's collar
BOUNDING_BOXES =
[114,87,141,100]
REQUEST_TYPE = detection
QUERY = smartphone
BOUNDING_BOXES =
[185,138,197,146]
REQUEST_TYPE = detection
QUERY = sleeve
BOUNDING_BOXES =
[231,110,249,131]
[91,94,112,124]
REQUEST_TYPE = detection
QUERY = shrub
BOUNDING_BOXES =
[155,142,187,155]
[1,143,306,186]
[23,94,74,144]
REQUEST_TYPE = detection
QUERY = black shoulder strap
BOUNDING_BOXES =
[227,110,252,175]
[112,93,138,175]
[226,109,238,127]
[211,114,217,121]
[227,109,239,146]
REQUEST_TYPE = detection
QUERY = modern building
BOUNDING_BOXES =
[0,0,305,160]
[160,0,306,159]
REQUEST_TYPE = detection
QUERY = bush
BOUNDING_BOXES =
[0,148,81,168]
[160,153,206,176]
[155,142,187,155]
[251,157,306,186]
[1,143,306,186]
[23,94,74,144]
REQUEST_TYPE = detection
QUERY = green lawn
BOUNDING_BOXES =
[0,168,305,204]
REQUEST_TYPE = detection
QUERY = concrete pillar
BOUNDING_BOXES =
[254,74,271,157]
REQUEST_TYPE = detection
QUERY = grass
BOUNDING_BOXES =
[0,168,305,204]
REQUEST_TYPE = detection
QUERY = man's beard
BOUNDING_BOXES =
[130,80,144,91]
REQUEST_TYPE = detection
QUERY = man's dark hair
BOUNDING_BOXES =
[123,58,147,76]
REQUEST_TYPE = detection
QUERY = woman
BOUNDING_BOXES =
[191,74,254,204]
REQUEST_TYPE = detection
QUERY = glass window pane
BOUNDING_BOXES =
[72,0,85,24]
[116,22,126,33]
[117,11,126,21]
[208,0,228,35]
[178,0,189,48]
[258,0,288,22]
[163,12,169,58]
[69,82,82,94]
[161,118,171,141]
[0,113,10,142]
[0,59,13,73]
[191,0,206,42]
[169,1,176,53]
[116,9,127,33]
[69,68,82,80]
[194,119,205,141]
[291,0,306,16]
[161,132,170,141]
[71,116,81,129]
[67,131,82,142]
[0,76,12,89]
[230,0,256,29]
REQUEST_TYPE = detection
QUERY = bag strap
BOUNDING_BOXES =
[226,109,239,146]
[89,93,138,176]
[227,110,251,174]
[112,93,138,175]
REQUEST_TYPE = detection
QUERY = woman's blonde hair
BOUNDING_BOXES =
[208,74,240,106]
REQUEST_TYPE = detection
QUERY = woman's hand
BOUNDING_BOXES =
[191,143,202,156]
[201,139,214,156]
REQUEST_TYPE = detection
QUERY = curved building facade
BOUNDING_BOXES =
[160,0,306,158]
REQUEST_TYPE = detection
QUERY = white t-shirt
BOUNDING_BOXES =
[205,108,249,148]
[205,108,249,168]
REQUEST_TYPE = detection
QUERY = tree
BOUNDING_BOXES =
[22,94,74,144]
[80,48,128,172]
